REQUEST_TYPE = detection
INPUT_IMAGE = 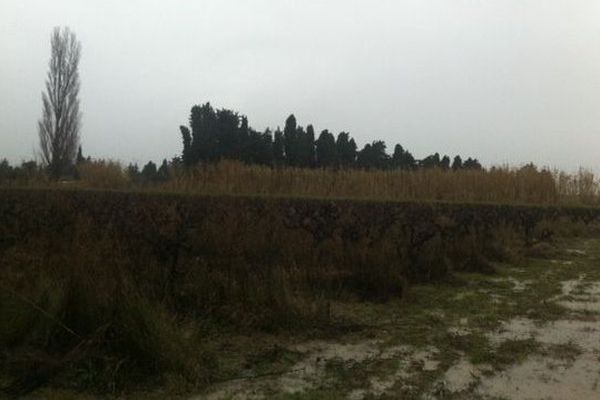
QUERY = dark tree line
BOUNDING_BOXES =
[125,159,170,184]
[0,159,41,183]
[179,103,482,171]
[2,102,484,185]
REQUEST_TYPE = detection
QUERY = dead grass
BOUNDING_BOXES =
[1,187,600,396]
[76,160,130,189]
[0,221,209,395]
[159,161,563,204]
[4,160,600,205]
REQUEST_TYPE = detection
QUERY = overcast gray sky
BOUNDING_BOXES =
[1,0,599,171]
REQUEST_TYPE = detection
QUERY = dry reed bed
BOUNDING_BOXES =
[157,162,600,205]
[160,162,562,205]
[2,160,599,205]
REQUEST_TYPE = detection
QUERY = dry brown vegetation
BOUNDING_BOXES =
[1,188,600,396]
[1,161,599,396]
[162,161,600,205]
[75,160,129,189]
[6,160,599,205]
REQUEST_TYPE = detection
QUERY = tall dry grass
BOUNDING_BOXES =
[76,160,130,189]
[158,161,599,205]
[3,159,599,205]
[555,168,600,205]
[0,218,214,394]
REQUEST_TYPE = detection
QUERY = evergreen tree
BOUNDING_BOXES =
[357,140,389,169]
[392,143,416,170]
[421,152,441,169]
[239,115,250,158]
[170,156,183,169]
[216,108,241,160]
[0,159,13,183]
[283,114,298,166]
[440,155,451,170]
[176,102,485,173]
[392,144,404,168]
[273,128,285,166]
[451,155,463,170]
[76,146,85,164]
[336,132,357,167]
[294,125,309,167]
[157,159,169,182]
[180,126,193,166]
[141,161,157,183]
[301,124,316,167]
[245,128,273,165]
[190,102,219,162]
[315,129,337,167]
[463,157,482,170]
[401,149,416,170]
[126,163,140,183]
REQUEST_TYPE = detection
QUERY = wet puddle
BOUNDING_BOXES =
[197,243,600,400]
[441,267,600,400]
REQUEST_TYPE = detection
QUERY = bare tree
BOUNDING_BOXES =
[38,26,82,179]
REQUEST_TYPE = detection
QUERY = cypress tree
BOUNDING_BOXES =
[141,161,157,183]
[273,128,285,166]
[440,155,451,170]
[283,114,298,166]
[180,126,193,166]
[76,145,85,164]
[315,130,337,167]
[303,124,316,168]
[157,159,169,181]
[336,132,357,167]
[452,155,463,170]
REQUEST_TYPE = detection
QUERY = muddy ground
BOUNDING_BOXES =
[195,238,600,400]
[24,237,600,400]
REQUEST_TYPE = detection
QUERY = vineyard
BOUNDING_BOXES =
[2,188,600,396]
[4,2,600,397]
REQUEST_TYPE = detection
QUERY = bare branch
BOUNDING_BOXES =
[38,26,82,179]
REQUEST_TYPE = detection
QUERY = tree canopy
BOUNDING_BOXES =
[178,102,482,171]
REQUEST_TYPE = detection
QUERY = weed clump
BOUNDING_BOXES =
[0,222,212,395]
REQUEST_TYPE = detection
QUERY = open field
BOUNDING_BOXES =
[191,236,600,400]
[8,219,600,399]
[4,2,600,398]
[1,188,600,398]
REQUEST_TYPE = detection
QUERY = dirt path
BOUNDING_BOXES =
[197,238,600,400]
